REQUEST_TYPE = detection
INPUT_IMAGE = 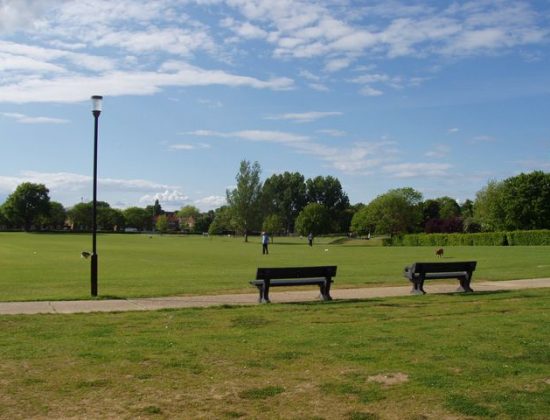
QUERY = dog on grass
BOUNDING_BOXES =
[435,248,444,258]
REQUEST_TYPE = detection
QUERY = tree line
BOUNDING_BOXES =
[1,163,548,237]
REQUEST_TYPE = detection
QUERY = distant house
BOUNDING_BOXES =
[179,215,196,231]
[154,212,180,231]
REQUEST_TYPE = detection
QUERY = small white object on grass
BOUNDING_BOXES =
[324,248,328,252]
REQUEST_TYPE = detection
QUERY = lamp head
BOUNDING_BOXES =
[91,95,103,114]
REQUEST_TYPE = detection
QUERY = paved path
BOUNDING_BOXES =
[1,278,549,315]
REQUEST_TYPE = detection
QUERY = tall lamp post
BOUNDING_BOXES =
[91,95,103,297]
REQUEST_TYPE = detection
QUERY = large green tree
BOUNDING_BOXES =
[351,188,422,237]
[262,214,284,241]
[178,205,201,231]
[208,206,234,235]
[123,207,151,231]
[305,175,350,231]
[262,171,306,233]
[295,203,331,236]
[474,180,507,231]
[500,171,550,230]
[38,201,67,230]
[2,182,51,230]
[226,160,263,241]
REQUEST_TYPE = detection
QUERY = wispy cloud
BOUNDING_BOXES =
[317,129,346,137]
[264,111,342,123]
[169,143,211,150]
[193,195,226,210]
[425,145,450,158]
[1,112,69,124]
[382,162,452,178]
[470,135,496,143]
[186,128,399,174]
[447,127,460,134]
[0,64,294,103]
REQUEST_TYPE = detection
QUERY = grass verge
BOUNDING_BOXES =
[1,289,549,418]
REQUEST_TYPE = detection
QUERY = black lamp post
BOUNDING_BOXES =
[91,95,103,297]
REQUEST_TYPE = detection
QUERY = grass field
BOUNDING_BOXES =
[1,289,548,419]
[1,232,550,301]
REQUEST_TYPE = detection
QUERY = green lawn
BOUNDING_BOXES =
[1,289,548,419]
[1,232,550,301]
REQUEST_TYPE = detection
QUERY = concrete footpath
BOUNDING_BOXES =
[1,278,549,315]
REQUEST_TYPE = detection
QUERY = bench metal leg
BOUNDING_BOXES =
[319,278,333,301]
[411,277,426,295]
[259,280,271,303]
[457,274,474,293]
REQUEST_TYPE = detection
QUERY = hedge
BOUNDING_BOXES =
[385,230,550,246]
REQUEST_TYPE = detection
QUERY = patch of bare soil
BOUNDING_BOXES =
[367,372,409,386]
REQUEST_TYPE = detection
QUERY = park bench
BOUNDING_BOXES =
[250,266,337,303]
[403,261,477,295]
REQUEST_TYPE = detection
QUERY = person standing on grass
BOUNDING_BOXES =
[261,231,270,254]
[308,232,313,247]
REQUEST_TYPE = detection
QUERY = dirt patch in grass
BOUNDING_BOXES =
[367,372,409,386]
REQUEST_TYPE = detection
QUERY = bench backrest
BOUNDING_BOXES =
[410,261,477,274]
[256,266,337,280]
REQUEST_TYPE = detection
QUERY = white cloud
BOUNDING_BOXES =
[324,57,353,72]
[359,86,383,96]
[264,111,342,123]
[308,83,329,92]
[0,171,185,208]
[186,129,309,144]
[139,190,189,205]
[187,128,400,174]
[382,162,452,178]
[471,135,495,143]
[1,112,69,124]
[0,65,294,103]
[194,195,226,210]
[448,127,460,134]
[425,145,450,158]
[317,129,346,137]
[169,143,211,150]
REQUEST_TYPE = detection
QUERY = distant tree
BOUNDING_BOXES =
[195,210,215,233]
[422,199,440,222]
[463,217,482,233]
[40,201,67,230]
[226,160,263,241]
[67,201,110,231]
[208,206,234,235]
[499,171,550,230]
[262,214,284,241]
[0,205,8,228]
[306,175,350,231]
[98,207,124,231]
[67,202,93,230]
[156,214,168,234]
[352,188,422,237]
[2,182,51,230]
[178,205,201,231]
[262,171,307,233]
[153,199,163,216]
[460,199,475,218]
[295,203,331,236]
[123,207,150,231]
[474,180,506,231]
[437,196,461,220]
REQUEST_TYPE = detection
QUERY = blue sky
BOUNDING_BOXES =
[1,0,549,211]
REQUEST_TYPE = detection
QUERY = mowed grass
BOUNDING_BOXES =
[1,232,549,301]
[0,289,548,419]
